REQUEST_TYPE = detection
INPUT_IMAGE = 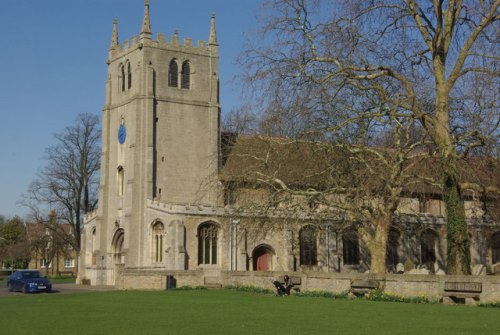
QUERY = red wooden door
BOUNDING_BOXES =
[256,251,269,271]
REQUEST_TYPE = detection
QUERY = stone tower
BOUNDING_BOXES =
[82,1,221,283]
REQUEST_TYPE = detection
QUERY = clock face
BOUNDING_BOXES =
[118,124,127,144]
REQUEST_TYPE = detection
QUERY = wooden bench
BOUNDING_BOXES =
[442,281,482,305]
[57,270,74,277]
[350,279,378,296]
[290,276,301,291]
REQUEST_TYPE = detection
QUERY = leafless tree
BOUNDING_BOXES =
[241,0,499,274]
[21,113,101,253]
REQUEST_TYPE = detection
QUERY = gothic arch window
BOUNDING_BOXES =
[127,63,132,89]
[492,232,500,264]
[198,222,218,265]
[120,64,125,92]
[152,222,164,263]
[181,61,190,89]
[252,245,274,271]
[343,230,360,265]
[386,229,400,270]
[299,225,317,266]
[420,229,438,269]
[117,166,124,196]
[168,59,178,87]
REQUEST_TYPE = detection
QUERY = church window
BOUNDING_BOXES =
[343,230,360,265]
[91,228,97,265]
[127,63,132,89]
[492,232,500,264]
[386,229,400,271]
[120,65,125,92]
[152,222,164,263]
[168,60,178,87]
[420,229,437,269]
[299,225,317,266]
[181,61,190,89]
[198,222,218,265]
[64,258,75,268]
[117,166,124,196]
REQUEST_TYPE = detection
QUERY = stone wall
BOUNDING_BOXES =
[116,269,500,302]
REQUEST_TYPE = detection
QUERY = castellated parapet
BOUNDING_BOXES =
[108,32,214,63]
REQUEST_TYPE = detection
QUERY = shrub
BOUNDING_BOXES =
[295,290,348,299]
[224,285,273,295]
[365,288,438,304]
[478,301,500,308]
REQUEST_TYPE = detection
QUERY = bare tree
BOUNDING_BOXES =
[241,0,499,275]
[21,113,101,253]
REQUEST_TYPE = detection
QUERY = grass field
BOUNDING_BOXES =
[1,289,498,335]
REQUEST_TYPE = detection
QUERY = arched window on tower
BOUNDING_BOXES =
[299,225,317,266]
[120,65,125,92]
[152,222,164,263]
[343,230,360,265]
[198,222,218,265]
[127,63,132,89]
[181,61,190,89]
[168,60,178,87]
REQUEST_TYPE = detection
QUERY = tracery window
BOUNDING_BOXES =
[152,222,164,263]
[343,230,360,265]
[127,63,132,89]
[198,222,218,265]
[168,60,178,87]
[386,229,400,270]
[420,229,438,269]
[120,64,125,92]
[299,225,317,266]
[181,61,190,89]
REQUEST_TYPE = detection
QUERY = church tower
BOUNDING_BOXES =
[81,1,221,284]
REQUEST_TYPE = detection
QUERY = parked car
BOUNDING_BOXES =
[7,270,52,293]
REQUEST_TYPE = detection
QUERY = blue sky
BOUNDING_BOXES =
[0,0,261,218]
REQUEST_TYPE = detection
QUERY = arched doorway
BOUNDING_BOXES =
[252,245,274,271]
[111,229,124,284]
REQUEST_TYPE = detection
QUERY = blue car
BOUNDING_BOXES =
[7,270,52,293]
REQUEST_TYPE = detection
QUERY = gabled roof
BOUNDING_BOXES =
[220,133,500,197]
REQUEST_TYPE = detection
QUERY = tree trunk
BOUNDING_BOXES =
[363,214,390,274]
[433,84,471,275]
[442,156,471,275]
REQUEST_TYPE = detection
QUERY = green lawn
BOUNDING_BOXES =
[0,290,498,335]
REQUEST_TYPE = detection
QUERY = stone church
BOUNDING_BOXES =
[79,1,500,290]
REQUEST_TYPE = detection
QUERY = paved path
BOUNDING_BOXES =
[0,281,114,296]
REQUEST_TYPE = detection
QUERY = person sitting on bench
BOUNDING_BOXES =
[273,275,293,296]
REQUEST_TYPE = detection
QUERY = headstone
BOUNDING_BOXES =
[396,263,405,274]
[407,268,430,275]
[472,264,486,276]
[492,263,500,275]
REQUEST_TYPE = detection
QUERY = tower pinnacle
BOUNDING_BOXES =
[208,13,218,46]
[140,0,152,40]
[110,18,119,50]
